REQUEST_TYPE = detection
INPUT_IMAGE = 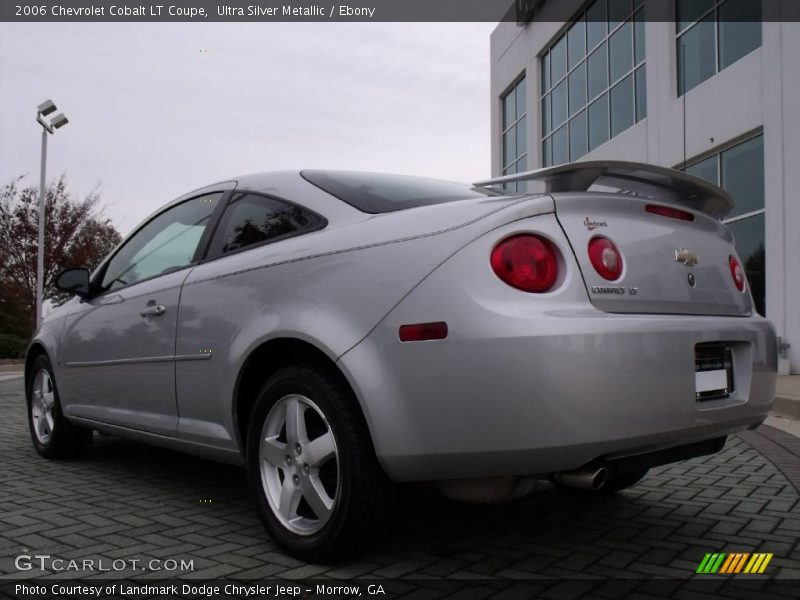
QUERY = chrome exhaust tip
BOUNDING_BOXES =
[552,466,609,491]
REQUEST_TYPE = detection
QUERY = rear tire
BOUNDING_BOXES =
[26,355,92,459]
[246,364,389,561]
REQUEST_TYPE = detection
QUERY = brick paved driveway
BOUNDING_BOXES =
[1,377,799,587]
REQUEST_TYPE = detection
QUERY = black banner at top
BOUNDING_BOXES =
[2,0,798,23]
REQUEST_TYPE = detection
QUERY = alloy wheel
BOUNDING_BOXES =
[31,369,55,444]
[258,394,340,535]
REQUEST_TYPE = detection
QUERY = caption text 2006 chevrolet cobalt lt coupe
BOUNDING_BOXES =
[27,161,776,559]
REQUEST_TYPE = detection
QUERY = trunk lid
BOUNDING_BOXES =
[554,193,752,316]
[475,161,752,317]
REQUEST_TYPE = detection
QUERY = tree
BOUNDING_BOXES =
[0,175,122,339]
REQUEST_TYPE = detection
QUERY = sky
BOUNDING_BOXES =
[0,22,496,235]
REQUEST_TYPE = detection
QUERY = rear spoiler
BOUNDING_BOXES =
[474,161,733,220]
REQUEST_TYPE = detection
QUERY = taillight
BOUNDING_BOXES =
[645,204,695,222]
[490,234,558,293]
[729,256,746,292]
[588,236,623,281]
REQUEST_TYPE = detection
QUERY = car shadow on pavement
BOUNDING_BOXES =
[1,371,796,582]
[35,430,793,579]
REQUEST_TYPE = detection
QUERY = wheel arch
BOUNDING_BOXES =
[24,342,50,391]
[232,337,373,457]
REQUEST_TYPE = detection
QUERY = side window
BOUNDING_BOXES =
[211,192,322,255]
[100,192,222,292]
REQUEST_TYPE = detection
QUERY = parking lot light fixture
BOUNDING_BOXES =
[35,99,68,328]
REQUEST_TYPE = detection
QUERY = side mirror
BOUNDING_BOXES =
[56,268,91,299]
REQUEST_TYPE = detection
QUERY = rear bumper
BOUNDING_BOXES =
[339,311,777,482]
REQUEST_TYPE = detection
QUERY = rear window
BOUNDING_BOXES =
[208,192,324,257]
[301,170,506,214]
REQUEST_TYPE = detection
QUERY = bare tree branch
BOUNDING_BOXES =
[0,174,122,335]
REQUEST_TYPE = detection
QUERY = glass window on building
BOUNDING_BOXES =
[684,134,765,315]
[677,0,762,95]
[541,0,646,168]
[502,76,528,192]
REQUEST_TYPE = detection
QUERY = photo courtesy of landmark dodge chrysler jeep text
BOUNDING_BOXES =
[26,161,776,559]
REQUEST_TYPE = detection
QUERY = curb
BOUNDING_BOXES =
[773,395,800,419]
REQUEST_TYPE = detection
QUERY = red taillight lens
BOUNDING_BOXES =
[588,236,623,281]
[729,256,746,292]
[645,204,695,222]
[399,322,448,342]
[490,234,558,293]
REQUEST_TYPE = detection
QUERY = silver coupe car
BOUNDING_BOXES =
[27,161,776,559]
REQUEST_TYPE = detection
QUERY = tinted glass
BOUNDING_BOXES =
[302,171,503,214]
[610,74,634,136]
[551,36,568,83]
[503,91,516,129]
[677,15,716,94]
[589,93,610,151]
[570,109,588,161]
[552,79,568,127]
[569,62,587,116]
[608,0,631,29]
[685,155,719,184]
[635,65,647,121]
[719,0,762,69]
[215,194,321,254]
[677,0,714,32]
[588,42,609,100]
[586,0,607,50]
[609,20,633,83]
[516,116,528,157]
[568,17,586,70]
[634,9,646,64]
[552,125,569,166]
[504,127,516,167]
[101,193,221,291]
[721,135,764,218]
[727,213,765,315]
[542,137,552,167]
[542,95,552,136]
[516,79,527,118]
[541,52,551,92]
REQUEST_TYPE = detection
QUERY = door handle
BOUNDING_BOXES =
[140,304,166,318]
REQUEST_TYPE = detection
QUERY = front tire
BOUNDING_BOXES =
[26,355,92,458]
[246,364,388,561]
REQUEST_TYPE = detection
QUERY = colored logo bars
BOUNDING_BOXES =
[696,552,773,574]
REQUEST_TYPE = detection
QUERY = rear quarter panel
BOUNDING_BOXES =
[173,194,555,451]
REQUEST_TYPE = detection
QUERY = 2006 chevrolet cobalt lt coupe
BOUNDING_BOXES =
[27,161,776,559]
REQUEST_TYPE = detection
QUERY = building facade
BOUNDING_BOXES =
[490,0,799,374]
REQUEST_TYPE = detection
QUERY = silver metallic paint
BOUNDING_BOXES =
[28,167,777,483]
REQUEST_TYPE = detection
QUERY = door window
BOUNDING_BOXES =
[100,193,222,292]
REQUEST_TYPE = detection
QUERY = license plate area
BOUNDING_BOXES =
[695,344,734,402]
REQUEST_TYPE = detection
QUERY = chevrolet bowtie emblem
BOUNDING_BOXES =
[675,248,699,267]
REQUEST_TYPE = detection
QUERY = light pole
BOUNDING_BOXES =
[35,99,69,328]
